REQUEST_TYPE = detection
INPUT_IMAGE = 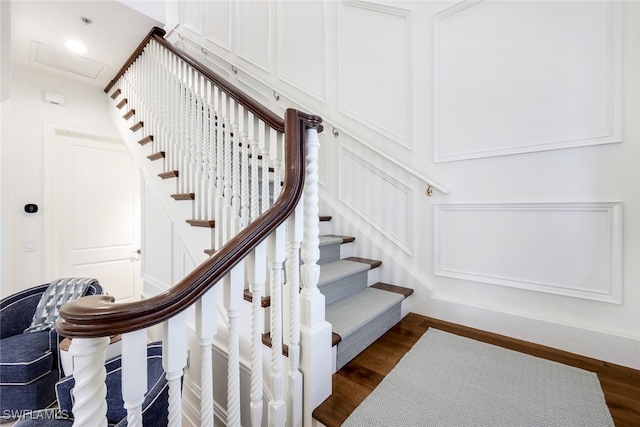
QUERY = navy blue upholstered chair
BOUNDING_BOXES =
[13,343,168,427]
[0,281,103,415]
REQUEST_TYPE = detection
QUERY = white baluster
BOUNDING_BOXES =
[286,200,304,427]
[299,126,332,425]
[248,242,267,427]
[196,288,218,427]
[163,312,188,427]
[250,136,260,224]
[69,337,110,427]
[268,225,286,427]
[224,262,244,427]
[240,112,253,227]
[261,128,270,215]
[122,329,148,427]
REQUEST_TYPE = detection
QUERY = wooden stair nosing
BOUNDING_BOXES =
[123,109,135,120]
[243,289,270,307]
[130,121,144,132]
[186,219,215,228]
[204,249,216,256]
[116,99,128,109]
[158,170,179,179]
[138,135,154,146]
[343,256,382,270]
[110,89,121,99]
[319,216,332,222]
[171,193,195,201]
[147,151,165,161]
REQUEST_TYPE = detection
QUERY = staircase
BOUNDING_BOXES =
[56,26,414,427]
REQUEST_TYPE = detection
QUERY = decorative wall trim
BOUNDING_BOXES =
[339,146,413,255]
[236,75,271,106]
[433,0,623,162]
[338,0,412,149]
[433,202,623,303]
[235,1,271,72]
[276,0,327,102]
[180,0,203,36]
[204,0,232,52]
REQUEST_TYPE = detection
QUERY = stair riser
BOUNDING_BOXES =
[319,270,368,306]
[335,300,401,371]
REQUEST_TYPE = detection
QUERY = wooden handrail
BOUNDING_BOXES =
[58,29,323,337]
[104,27,166,94]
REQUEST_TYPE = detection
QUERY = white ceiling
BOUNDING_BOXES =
[11,1,163,89]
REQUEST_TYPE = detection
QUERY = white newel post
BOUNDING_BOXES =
[163,312,188,427]
[69,337,110,427]
[299,126,332,426]
[196,288,218,427]
[122,329,148,427]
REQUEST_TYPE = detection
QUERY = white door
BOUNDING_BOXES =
[53,131,141,302]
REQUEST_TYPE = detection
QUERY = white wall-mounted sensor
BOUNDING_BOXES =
[43,91,65,106]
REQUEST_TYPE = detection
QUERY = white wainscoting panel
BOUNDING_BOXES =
[434,0,622,161]
[142,179,173,291]
[434,203,622,303]
[236,0,270,71]
[277,0,326,102]
[339,1,412,148]
[205,0,231,51]
[339,146,413,255]
[181,0,203,36]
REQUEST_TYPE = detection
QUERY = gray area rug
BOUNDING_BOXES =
[343,329,614,427]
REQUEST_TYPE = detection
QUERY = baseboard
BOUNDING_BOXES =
[423,295,640,370]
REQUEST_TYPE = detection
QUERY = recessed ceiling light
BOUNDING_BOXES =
[65,40,87,54]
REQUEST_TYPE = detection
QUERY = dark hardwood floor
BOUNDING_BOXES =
[313,313,640,427]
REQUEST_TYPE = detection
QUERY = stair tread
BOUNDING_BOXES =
[319,215,332,222]
[318,259,371,288]
[343,257,381,269]
[243,289,270,307]
[326,287,403,340]
[147,151,165,161]
[158,171,178,179]
[139,135,154,146]
[186,219,215,228]
[322,234,355,244]
[110,88,121,99]
[171,193,195,201]
[370,283,414,299]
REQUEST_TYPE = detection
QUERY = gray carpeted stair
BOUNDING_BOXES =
[317,232,410,370]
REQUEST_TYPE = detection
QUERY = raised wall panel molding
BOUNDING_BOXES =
[434,202,623,303]
[204,0,232,51]
[236,75,271,106]
[236,0,271,72]
[338,0,412,149]
[433,0,623,162]
[276,0,327,102]
[180,36,232,79]
[181,0,204,36]
[339,146,413,255]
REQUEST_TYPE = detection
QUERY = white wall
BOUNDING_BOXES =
[168,0,640,369]
[8,67,121,293]
[0,0,11,298]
